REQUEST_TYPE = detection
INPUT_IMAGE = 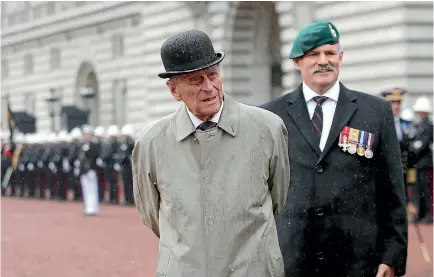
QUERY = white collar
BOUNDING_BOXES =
[186,101,224,129]
[303,80,340,103]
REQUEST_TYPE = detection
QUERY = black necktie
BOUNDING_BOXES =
[311,96,328,140]
[197,121,217,131]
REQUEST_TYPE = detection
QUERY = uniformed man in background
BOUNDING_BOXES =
[17,134,32,197]
[52,131,70,200]
[93,125,107,203]
[41,133,57,199]
[68,127,84,201]
[1,131,13,195]
[26,134,42,198]
[381,88,415,201]
[408,97,433,223]
[117,124,135,205]
[78,125,100,216]
[33,134,47,199]
[11,133,24,197]
[102,125,121,204]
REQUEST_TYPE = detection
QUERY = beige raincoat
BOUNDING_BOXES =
[133,94,290,277]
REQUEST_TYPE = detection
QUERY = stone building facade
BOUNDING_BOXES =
[1,1,432,133]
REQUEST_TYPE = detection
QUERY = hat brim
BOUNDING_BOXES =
[158,52,225,79]
[385,95,404,102]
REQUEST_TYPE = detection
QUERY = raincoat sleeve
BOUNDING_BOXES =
[132,129,160,238]
[376,102,408,276]
[268,117,290,218]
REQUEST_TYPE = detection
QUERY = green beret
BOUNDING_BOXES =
[289,20,340,59]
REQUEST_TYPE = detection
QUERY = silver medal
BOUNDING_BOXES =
[364,149,373,159]
[347,144,357,155]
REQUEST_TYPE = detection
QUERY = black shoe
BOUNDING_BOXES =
[84,212,98,216]
[419,216,433,224]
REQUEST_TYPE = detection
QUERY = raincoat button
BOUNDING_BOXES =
[316,165,324,173]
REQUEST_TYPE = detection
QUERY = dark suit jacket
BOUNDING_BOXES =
[261,83,408,277]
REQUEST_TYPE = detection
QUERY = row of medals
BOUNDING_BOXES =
[339,131,374,159]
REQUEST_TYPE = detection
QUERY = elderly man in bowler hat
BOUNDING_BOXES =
[261,21,408,277]
[132,30,290,277]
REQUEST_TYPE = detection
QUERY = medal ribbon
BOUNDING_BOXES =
[358,131,366,148]
[350,128,359,144]
[366,132,373,150]
[342,127,350,143]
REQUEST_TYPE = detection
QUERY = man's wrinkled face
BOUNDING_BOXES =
[391,101,401,117]
[167,65,223,121]
[294,43,343,92]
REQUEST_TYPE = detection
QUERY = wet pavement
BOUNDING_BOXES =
[1,198,432,277]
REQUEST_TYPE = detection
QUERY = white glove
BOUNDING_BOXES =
[18,164,25,171]
[74,159,81,168]
[114,163,121,172]
[27,163,34,171]
[49,162,55,170]
[62,159,70,172]
[74,168,80,177]
[37,161,43,168]
[96,157,104,167]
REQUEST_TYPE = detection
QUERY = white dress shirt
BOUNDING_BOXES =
[303,81,340,151]
[394,116,403,142]
[187,101,224,129]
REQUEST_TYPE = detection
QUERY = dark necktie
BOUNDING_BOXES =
[197,121,217,131]
[311,96,328,139]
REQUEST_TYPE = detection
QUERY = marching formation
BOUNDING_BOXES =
[1,124,136,215]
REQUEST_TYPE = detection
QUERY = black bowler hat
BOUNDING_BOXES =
[158,30,225,79]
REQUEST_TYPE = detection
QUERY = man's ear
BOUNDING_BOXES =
[293,58,301,70]
[167,80,182,101]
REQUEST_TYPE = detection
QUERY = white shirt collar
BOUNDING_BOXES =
[186,101,224,129]
[303,80,340,103]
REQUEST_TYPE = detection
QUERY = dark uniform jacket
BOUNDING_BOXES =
[116,138,134,168]
[409,117,433,169]
[261,83,408,277]
[18,145,31,173]
[78,140,99,174]
[397,118,413,172]
[102,139,119,171]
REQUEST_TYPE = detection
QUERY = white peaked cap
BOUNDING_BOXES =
[82,124,94,134]
[106,125,120,137]
[14,132,25,144]
[121,124,135,137]
[47,133,58,143]
[70,127,83,140]
[413,97,432,113]
[94,126,105,137]
[24,133,34,144]
[58,130,69,142]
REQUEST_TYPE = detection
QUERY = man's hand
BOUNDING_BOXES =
[376,264,395,277]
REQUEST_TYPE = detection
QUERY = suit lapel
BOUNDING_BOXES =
[287,85,321,155]
[317,84,358,165]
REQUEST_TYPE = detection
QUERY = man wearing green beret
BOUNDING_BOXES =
[261,21,408,277]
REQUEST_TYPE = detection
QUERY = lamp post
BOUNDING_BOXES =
[45,88,59,132]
